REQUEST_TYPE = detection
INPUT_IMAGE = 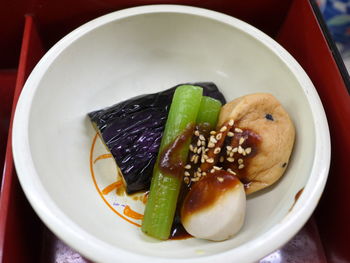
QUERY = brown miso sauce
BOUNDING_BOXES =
[295,188,304,201]
[199,120,232,173]
[223,127,262,189]
[289,188,304,212]
[196,122,212,137]
[168,123,259,239]
[169,123,212,240]
[169,123,211,240]
[170,177,192,240]
[159,123,195,177]
[181,170,240,219]
[170,212,192,240]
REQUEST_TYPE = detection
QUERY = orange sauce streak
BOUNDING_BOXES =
[102,181,123,195]
[123,205,144,220]
[94,153,113,164]
[90,134,141,227]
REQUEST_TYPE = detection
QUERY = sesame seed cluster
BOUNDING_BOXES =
[184,119,254,185]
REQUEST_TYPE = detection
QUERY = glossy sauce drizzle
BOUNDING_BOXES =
[159,123,195,177]
[225,128,261,189]
[181,170,240,219]
[289,188,304,212]
[169,123,211,239]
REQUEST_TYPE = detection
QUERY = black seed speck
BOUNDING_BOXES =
[282,162,287,168]
[265,114,274,121]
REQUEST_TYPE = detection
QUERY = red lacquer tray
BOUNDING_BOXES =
[1,0,349,262]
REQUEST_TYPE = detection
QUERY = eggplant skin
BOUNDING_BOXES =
[88,82,226,194]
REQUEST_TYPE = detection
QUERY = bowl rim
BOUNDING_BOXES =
[12,4,331,263]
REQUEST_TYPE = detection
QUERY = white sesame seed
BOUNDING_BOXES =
[210,131,216,135]
[239,137,245,145]
[184,171,190,176]
[204,155,209,160]
[210,136,217,144]
[229,152,234,157]
[191,177,199,182]
[210,168,215,173]
[197,167,202,172]
[202,172,207,176]
[213,166,222,170]
[216,133,222,140]
[184,177,190,184]
[207,142,215,148]
[217,177,224,182]
[206,158,214,163]
[199,135,205,141]
[235,128,243,133]
[238,164,245,169]
[227,168,237,175]
[197,147,202,154]
[185,164,191,169]
[189,144,194,152]
[242,150,246,156]
[238,146,244,154]
[226,146,232,151]
[228,119,234,126]
[220,126,227,132]
[214,147,221,154]
[201,141,206,146]
[194,155,199,164]
[232,147,238,153]
[190,155,196,162]
[197,140,202,147]
[193,146,198,153]
[201,157,205,163]
[238,158,243,164]
[227,132,234,137]
[194,130,200,136]
[227,157,235,162]
[219,156,225,162]
[245,147,252,154]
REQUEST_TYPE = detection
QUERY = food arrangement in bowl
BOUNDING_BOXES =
[11,5,330,263]
[88,82,295,242]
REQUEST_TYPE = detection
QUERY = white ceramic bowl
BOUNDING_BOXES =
[12,5,330,263]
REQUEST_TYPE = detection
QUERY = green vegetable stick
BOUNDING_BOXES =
[196,96,222,129]
[141,85,203,240]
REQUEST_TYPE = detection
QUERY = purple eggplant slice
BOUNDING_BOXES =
[88,82,226,194]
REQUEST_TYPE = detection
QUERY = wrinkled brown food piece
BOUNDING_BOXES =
[217,93,295,194]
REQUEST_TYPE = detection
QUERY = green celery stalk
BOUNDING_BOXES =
[196,96,222,129]
[141,85,203,240]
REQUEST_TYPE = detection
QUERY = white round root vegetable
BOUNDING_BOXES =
[181,171,246,241]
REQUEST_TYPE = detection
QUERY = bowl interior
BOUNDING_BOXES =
[24,10,314,260]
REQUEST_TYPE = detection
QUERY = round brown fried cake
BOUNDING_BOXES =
[218,93,295,194]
